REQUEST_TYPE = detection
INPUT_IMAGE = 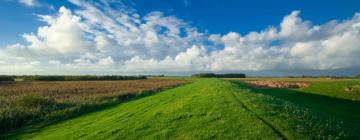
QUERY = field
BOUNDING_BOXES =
[0,79,188,133]
[0,78,359,139]
[234,77,360,101]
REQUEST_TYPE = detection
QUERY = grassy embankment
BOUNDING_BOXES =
[4,78,360,139]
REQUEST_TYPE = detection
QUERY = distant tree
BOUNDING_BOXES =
[356,74,360,78]
[191,73,217,78]
[216,73,246,78]
[191,73,246,78]
[0,76,15,81]
[34,76,66,81]
[149,75,165,77]
[18,75,147,81]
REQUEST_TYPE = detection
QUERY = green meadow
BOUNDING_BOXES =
[2,78,360,139]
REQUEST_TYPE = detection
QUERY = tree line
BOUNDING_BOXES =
[191,73,246,78]
[0,75,147,81]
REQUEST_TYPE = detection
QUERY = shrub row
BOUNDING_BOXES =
[191,73,246,78]
[286,75,360,79]
[0,76,15,81]
[17,75,147,81]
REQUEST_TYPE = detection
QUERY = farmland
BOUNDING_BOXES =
[1,78,360,139]
[2,0,360,139]
[234,77,360,101]
[0,79,188,133]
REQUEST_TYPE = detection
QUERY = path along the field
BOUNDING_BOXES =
[5,79,359,139]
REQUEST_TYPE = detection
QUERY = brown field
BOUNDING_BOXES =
[0,79,188,103]
[245,80,309,88]
[0,79,188,133]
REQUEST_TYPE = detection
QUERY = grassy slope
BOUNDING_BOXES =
[230,81,360,139]
[300,80,360,101]
[4,79,359,139]
[234,77,360,101]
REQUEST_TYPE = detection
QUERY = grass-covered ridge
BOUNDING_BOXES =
[4,78,358,139]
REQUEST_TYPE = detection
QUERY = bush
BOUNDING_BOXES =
[73,75,147,81]
[0,76,15,81]
[191,73,246,78]
[34,76,66,81]
[18,75,147,81]
[216,73,246,78]
[191,73,217,78]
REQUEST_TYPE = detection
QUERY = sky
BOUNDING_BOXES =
[0,0,360,76]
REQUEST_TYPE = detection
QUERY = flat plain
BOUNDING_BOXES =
[2,78,359,139]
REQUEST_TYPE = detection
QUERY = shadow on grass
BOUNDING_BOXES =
[230,81,360,125]
[0,83,188,138]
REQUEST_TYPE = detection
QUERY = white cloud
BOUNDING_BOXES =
[98,56,114,65]
[123,45,210,72]
[19,0,36,7]
[1,0,360,75]
[207,11,360,72]
[279,11,311,41]
[2,6,92,62]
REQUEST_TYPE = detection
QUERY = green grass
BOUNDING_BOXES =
[300,80,360,101]
[231,81,360,139]
[232,77,360,101]
[3,78,360,139]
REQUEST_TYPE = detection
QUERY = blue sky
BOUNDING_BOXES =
[0,0,360,75]
[2,0,360,46]
[127,0,360,33]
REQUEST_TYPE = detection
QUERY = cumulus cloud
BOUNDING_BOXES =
[32,7,91,54]
[208,12,360,72]
[279,11,311,41]
[1,0,360,75]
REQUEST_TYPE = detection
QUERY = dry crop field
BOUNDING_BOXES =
[0,79,188,133]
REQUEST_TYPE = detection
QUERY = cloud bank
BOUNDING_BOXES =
[1,0,360,75]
